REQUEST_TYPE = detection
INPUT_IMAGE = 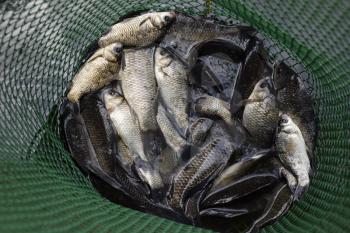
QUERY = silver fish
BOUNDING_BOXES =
[273,61,316,159]
[195,94,235,128]
[154,47,189,136]
[276,114,311,201]
[156,104,188,154]
[242,77,279,146]
[103,88,147,161]
[99,12,176,47]
[190,118,214,145]
[67,43,123,103]
[168,138,233,210]
[79,94,117,177]
[120,47,158,131]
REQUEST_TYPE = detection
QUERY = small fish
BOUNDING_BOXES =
[202,173,279,207]
[67,43,123,103]
[273,61,316,159]
[242,77,279,146]
[154,47,189,136]
[80,94,118,177]
[103,88,147,161]
[276,114,311,201]
[168,138,233,210]
[120,47,158,131]
[156,104,188,154]
[99,12,176,47]
[190,118,214,145]
[210,149,271,191]
[195,94,235,128]
[248,183,293,233]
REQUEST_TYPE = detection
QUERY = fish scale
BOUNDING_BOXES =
[99,12,174,47]
[154,48,189,135]
[168,138,233,210]
[120,47,158,131]
[243,96,279,145]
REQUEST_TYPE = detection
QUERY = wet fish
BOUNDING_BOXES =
[60,100,102,172]
[103,88,147,161]
[120,47,158,131]
[99,12,176,47]
[202,173,279,207]
[195,94,236,128]
[67,43,123,103]
[168,138,234,210]
[154,47,189,136]
[273,61,316,158]
[248,183,293,233]
[160,14,254,65]
[156,104,188,154]
[210,149,271,191]
[276,114,311,201]
[80,94,117,177]
[190,118,214,145]
[242,77,279,146]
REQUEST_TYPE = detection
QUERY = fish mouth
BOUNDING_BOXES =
[266,78,277,95]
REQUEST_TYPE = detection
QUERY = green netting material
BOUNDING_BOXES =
[1,0,350,232]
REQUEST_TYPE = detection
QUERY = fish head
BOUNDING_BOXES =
[150,12,176,29]
[249,77,275,101]
[103,42,123,62]
[155,47,172,67]
[103,88,124,112]
[277,113,297,134]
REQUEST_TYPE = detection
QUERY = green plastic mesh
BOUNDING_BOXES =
[0,0,349,232]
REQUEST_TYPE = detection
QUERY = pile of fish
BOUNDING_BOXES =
[59,11,316,233]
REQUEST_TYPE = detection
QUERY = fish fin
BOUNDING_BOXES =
[87,49,104,63]
[199,207,249,218]
[139,16,152,29]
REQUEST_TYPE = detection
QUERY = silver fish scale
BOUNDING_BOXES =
[169,138,232,210]
[120,48,158,131]
[243,96,279,145]
[109,100,147,161]
[155,50,189,133]
[99,13,163,47]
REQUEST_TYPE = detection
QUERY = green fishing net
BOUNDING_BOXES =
[0,0,349,232]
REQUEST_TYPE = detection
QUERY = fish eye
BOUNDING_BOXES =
[163,15,171,22]
[281,117,289,124]
[170,41,178,48]
[260,82,267,88]
[109,90,116,96]
[160,50,166,56]
[113,45,123,54]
